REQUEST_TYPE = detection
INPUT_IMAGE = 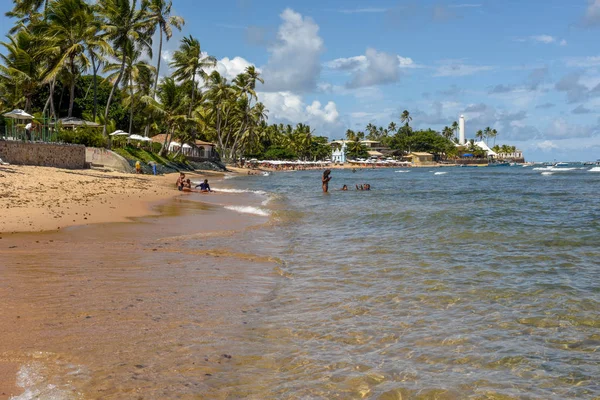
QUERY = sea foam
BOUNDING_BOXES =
[224,205,270,217]
[217,188,267,196]
[434,172,448,175]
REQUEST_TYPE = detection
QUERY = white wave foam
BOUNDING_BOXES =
[12,363,75,400]
[588,167,600,172]
[434,172,447,175]
[395,170,410,173]
[224,205,270,217]
[541,171,554,176]
[533,167,578,172]
[217,188,267,196]
[223,174,237,180]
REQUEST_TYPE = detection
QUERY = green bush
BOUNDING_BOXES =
[57,126,106,147]
[263,146,296,160]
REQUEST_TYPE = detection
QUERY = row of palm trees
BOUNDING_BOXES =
[0,0,284,161]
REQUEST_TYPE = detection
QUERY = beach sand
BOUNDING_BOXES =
[0,165,280,398]
[0,165,227,233]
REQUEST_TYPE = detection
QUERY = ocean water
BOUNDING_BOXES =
[204,166,600,399]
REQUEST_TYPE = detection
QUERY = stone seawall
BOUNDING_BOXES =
[0,141,86,169]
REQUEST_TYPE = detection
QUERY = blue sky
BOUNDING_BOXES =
[2,0,600,161]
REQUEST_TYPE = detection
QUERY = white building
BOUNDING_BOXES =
[331,141,347,163]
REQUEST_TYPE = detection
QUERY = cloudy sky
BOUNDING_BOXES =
[3,0,600,161]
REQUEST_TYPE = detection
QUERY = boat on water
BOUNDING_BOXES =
[553,162,570,167]
[488,161,510,167]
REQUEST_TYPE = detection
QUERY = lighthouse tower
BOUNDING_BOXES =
[459,115,466,145]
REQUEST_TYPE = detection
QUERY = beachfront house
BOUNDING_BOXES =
[497,148,524,162]
[329,139,391,160]
[150,134,219,161]
[407,152,434,165]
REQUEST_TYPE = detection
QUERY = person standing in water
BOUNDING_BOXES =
[322,169,332,193]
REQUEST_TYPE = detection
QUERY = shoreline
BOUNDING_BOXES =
[0,165,236,234]
[0,172,277,398]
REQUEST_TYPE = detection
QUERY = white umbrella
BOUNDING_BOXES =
[129,134,146,141]
[110,130,130,136]
[182,143,192,148]
[3,109,34,119]
[168,141,181,149]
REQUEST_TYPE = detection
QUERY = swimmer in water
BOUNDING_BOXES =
[322,169,332,193]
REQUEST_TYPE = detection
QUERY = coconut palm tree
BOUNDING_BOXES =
[400,110,412,127]
[442,126,453,140]
[145,0,184,96]
[170,35,216,117]
[98,0,152,144]
[451,120,459,141]
[475,129,483,141]
[39,0,98,117]
[388,121,397,133]
[104,40,155,135]
[0,29,42,112]
[483,126,492,144]
[490,128,498,146]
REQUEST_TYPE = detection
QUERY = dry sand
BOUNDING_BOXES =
[0,165,229,233]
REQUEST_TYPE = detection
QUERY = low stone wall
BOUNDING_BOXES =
[0,140,86,169]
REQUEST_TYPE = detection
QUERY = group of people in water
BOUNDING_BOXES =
[175,172,213,193]
[322,170,371,193]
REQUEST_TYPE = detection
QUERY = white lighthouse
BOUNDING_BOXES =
[459,115,466,145]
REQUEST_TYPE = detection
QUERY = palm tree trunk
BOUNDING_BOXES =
[103,54,127,147]
[68,78,76,117]
[128,75,134,135]
[91,55,98,120]
[153,29,163,99]
[189,73,195,117]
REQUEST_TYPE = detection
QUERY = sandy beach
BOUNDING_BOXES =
[0,166,278,399]
[0,165,229,233]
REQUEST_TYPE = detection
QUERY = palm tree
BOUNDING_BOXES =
[40,0,98,117]
[98,0,152,144]
[483,126,492,144]
[475,129,483,141]
[451,120,459,141]
[104,40,155,135]
[400,110,412,127]
[388,121,397,133]
[170,35,216,117]
[0,29,42,112]
[145,0,184,96]
[345,129,356,141]
[441,126,453,140]
[490,128,498,146]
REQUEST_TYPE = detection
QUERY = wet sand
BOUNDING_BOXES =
[0,187,279,399]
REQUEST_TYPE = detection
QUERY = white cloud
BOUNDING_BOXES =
[534,140,559,151]
[433,60,493,77]
[531,34,556,44]
[515,35,567,46]
[257,91,341,134]
[325,49,417,88]
[161,50,173,64]
[261,9,324,92]
[565,55,600,68]
[211,56,259,81]
[584,0,600,26]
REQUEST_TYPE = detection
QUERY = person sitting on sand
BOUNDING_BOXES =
[184,179,192,189]
[176,172,186,191]
[195,179,212,192]
[135,160,141,174]
[322,169,332,193]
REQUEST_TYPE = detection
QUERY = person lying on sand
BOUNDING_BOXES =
[195,179,213,193]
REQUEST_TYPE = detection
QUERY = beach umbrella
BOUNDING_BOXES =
[141,136,153,142]
[182,143,192,148]
[3,109,34,119]
[128,134,146,141]
[109,130,130,136]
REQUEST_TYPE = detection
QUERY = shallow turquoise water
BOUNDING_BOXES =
[207,166,600,399]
